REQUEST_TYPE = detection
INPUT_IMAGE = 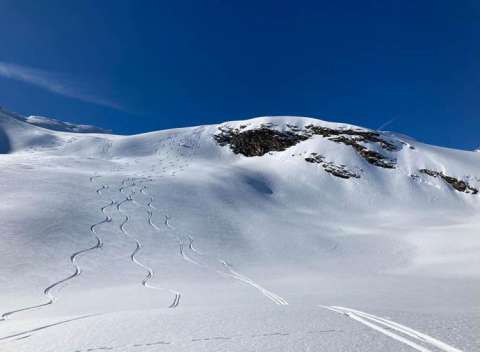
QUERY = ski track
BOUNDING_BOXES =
[333,306,464,352]
[1,130,474,350]
[141,184,205,269]
[163,213,288,306]
[0,315,98,343]
[163,215,206,267]
[0,178,110,322]
[322,306,464,352]
[218,260,288,306]
[101,200,116,215]
[187,235,203,255]
[116,181,181,308]
[152,134,288,306]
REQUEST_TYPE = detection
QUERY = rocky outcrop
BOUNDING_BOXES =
[304,153,325,164]
[327,135,396,169]
[214,127,308,157]
[419,169,478,195]
[214,123,398,169]
[304,125,400,151]
[305,153,361,179]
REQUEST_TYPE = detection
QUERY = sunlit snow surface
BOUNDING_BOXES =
[0,109,479,351]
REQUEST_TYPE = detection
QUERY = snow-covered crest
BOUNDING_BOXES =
[24,115,110,133]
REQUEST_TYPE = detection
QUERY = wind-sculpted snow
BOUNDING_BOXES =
[0,110,478,351]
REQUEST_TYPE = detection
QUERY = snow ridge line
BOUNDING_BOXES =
[116,181,181,308]
[322,306,463,352]
[0,178,110,321]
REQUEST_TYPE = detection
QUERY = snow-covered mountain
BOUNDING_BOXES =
[0,107,478,352]
[23,115,110,133]
[0,107,109,137]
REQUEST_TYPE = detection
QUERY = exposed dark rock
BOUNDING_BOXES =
[305,153,324,164]
[419,169,478,194]
[213,123,478,195]
[322,162,361,179]
[304,153,361,179]
[304,125,399,168]
[419,169,439,177]
[304,125,400,151]
[214,127,308,157]
[214,123,398,168]
[357,149,396,169]
[328,136,396,169]
[286,123,302,132]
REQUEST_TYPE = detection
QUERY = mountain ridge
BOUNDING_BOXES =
[1,106,478,196]
[0,105,478,351]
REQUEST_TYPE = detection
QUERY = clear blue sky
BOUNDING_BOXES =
[0,0,478,150]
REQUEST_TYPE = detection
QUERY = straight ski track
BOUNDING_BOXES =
[322,306,464,352]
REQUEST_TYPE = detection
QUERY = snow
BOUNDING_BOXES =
[24,115,110,133]
[0,108,478,351]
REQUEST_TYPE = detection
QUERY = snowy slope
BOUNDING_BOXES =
[0,107,109,134]
[23,115,109,133]
[0,108,479,352]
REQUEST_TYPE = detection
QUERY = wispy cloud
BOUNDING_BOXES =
[0,61,123,110]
